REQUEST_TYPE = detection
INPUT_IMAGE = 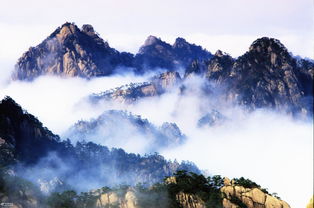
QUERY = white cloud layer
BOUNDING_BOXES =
[0,73,312,208]
[0,0,313,207]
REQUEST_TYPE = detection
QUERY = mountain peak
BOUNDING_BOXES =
[249,37,288,54]
[214,50,225,57]
[53,22,80,41]
[81,24,95,33]
[173,37,189,47]
[143,35,162,46]
[13,23,125,80]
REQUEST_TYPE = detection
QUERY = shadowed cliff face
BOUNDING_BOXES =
[12,23,313,116]
[0,97,199,192]
[185,37,314,116]
[13,23,212,80]
[13,22,134,80]
[134,36,212,71]
[0,96,62,165]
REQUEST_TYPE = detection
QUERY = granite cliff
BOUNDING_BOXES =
[13,23,134,80]
[13,23,211,80]
[186,37,313,116]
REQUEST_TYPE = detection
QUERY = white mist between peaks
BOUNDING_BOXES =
[0,71,312,208]
[0,72,150,134]
[87,76,313,208]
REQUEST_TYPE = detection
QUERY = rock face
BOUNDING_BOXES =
[13,22,134,80]
[221,178,290,208]
[93,189,138,208]
[90,71,182,103]
[13,23,211,80]
[0,96,62,165]
[197,110,226,127]
[176,192,206,208]
[135,36,212,71]
[186,37,313,116]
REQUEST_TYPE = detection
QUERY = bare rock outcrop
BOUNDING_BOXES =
[90,71,182,104]
[185,37,313,116]
[13,22,133,80]
[221,178,290,208]
[176,192,206,208]
[94,189,138,208]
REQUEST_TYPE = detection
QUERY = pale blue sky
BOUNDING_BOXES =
[0,0,313,62]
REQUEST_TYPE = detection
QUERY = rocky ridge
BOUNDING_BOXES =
[12,23,313,116]
[90,71,182,103]
[64,110,186,152]
[87,36,313,117]
[185,37,314,116]
[0,97,199,192]
[134,36,212,71]
[82,174,291,208]
[13,23,211,80]
[13,23,134,80]
[221,178,290,208]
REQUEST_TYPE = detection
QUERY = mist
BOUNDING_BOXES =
[0,67,312,208]
[0,71,150,134]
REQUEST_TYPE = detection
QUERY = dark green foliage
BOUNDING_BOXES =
[136,183,170,208]
[76,192,98,208]
[0,96,200,191]
[0,167,45,207]
[233,177,260,189]
[43,171,224,208]
[47,191,77,208]
[233,177,270,195]
[166,170,223,208]
[229,196,248,208]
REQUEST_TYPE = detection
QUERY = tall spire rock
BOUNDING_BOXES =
[13,22,133,80]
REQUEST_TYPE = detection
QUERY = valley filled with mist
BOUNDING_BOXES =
[0,22,313,208]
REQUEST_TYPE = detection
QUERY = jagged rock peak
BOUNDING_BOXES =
[81,24,95,34]
[13,22,122,80]
[249,37,288,54]
[214,50,228,57]
[50,22,80,41]
[143,35,163,46]
[50,22,105,45]
[173,37,189,47]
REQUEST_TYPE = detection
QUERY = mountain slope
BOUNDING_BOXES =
[0,97,199,192]
[13,23,212,80]
[0,96,63,165]
[64,110,186,153]
[134,36,212,71]
[186,37,314,116]
[43,171,291,208]
[13,23,134,80]
[90,71,181,104]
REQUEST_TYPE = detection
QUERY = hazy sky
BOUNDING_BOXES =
[0,0,313,64]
